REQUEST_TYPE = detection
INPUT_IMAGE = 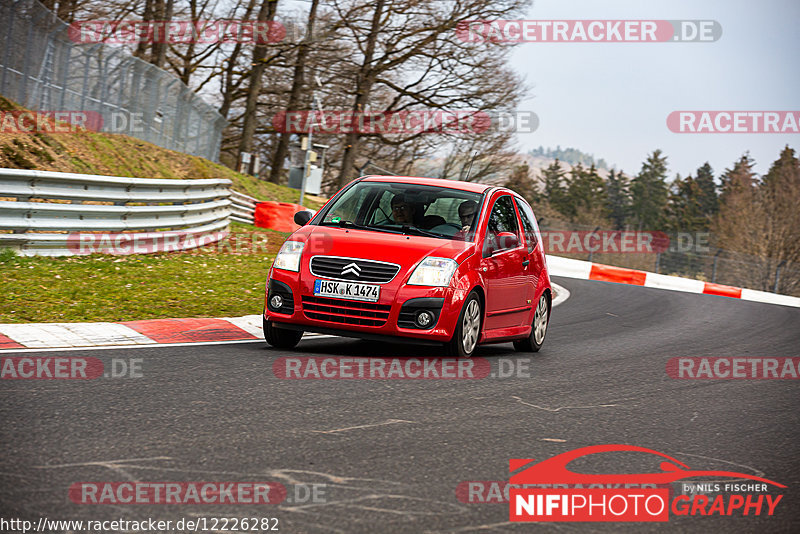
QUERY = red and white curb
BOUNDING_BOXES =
[0,316,263,351]
[0,314,353,352]
[546,255,800,308]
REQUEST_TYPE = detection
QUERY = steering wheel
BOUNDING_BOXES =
[430,223,463,237]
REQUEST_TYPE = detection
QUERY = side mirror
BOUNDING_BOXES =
[294,210,314,226]
[496,231,518,251]
[483,232,519,257]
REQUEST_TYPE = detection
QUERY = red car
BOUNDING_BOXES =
[263,176,552,357]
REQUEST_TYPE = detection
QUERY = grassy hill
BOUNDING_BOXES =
[0,95,323,208]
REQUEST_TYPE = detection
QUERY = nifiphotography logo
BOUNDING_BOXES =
[508,445,785,522]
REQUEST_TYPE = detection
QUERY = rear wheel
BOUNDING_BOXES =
[514,294,549,352]
[445,291,482,358]
[263,317,303,349]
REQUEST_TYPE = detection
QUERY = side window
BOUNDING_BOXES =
[514,197,538,253]
[486,195,520,252]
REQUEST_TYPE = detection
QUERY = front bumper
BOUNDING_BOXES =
[264,267,467,342]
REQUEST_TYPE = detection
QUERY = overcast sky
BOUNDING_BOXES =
[284,0,800,178]
[509,0,800,177]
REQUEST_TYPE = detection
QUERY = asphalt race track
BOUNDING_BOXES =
[1,276,799,533]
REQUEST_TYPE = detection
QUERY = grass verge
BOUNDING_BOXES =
[0,223,288,324]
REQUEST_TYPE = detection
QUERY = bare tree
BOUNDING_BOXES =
[237,0,280,163]
[325,0,530,187]
[267,0,321,183]
[151,0,175,68]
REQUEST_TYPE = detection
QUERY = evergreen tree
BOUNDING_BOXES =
[694,162,718,218]
[719,153,758,202]
[714,148,800,294]
[759,146,800,293]
[542,159,570,216]
[762,145,800,191]
[503,162,537,205]
[604,169,630,230]
[667,173,706,232]
[630,150,669,230]
[566,163,607,223]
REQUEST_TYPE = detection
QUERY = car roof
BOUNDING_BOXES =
[360,175,493,194]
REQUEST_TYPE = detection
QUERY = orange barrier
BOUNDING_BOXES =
[702,282,742,299]
[589,263,647,286]
[254,201,305,233]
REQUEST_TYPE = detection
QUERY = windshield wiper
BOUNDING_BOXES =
[399,225,442,238]
[320,220,403,234]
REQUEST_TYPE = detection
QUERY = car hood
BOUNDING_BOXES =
[295,225,476,267]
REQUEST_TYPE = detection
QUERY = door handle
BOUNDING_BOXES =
[522,259,530,267]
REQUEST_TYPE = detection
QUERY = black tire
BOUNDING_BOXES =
[263,317,303,349]
[445,291,482,358]
[514,294,549,352]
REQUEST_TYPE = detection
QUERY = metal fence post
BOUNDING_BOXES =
[774,261,786,293]
[79,45,98,111]
[710,248,721,283]
[58,37,72,109]
[1,1,18,95]
[17,9,35,105]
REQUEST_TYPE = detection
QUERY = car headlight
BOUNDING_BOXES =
[274,240,305,272]
[408,257,458,287]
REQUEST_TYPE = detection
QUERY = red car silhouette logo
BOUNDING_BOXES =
[510,444,785,487]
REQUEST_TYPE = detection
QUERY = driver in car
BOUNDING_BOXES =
[453,200,478,240]
[458,200,478,232]
[389,194,417,224]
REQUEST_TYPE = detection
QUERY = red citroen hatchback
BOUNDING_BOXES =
[263,176,552,357]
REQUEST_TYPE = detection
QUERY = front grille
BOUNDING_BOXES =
[302,295,391,327]
[310,256,400,283]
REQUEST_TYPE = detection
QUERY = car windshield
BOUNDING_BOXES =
[318,181,483,241]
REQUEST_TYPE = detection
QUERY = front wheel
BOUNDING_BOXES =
[445,291,482,358]
[263,317,303,349]
[514,294,549,352]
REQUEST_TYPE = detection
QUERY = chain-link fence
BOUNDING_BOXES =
[0,0,226,161]
[538,222,800,297]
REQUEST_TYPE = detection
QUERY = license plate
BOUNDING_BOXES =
[314,279,380,302]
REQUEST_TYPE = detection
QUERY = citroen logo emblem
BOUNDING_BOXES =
[341,262,361,277]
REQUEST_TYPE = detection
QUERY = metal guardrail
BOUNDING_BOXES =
[0,168,232,256]
[230,190,257,225]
